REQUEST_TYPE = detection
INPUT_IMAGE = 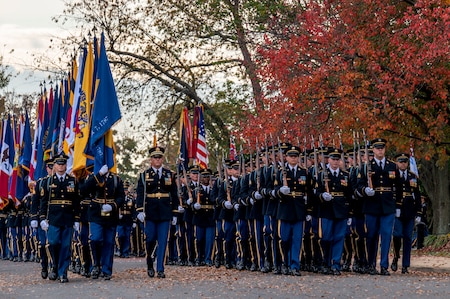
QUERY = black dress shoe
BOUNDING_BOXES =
[391,257,398,272]
[380,267,390,276]
[292,269,302,276]
[147,268,155,277]
[103,274,112,280]
[281,264,290,275]
[91,266,100,279]
[368,265,379,275]
[273,266,281,275]
[401,267,409,274]
[60,276,69,283]
[41,269,48,279]
[214,259,221,268]
[157,271,166,278]
[321,267,331,275]
[48,268,58,280]
[331,268,341,276]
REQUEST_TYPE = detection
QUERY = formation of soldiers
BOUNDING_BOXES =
[0,137,427,281]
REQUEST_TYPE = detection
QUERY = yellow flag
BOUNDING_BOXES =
[72,41,94,177]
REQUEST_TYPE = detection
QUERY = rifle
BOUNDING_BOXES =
[356,131,361,168]
[319,134,330,193]
[352,131,357,169]
[269,133,279,187]
[362,129,373,189]
[196,169,202,205]
[338,132,347,172]
[255,137,261,191]
[303,137,308,169]
[175,157,184,206]
[311,135,319,183]
[180,163,194,203]
[222,154,232,203]
[277,136,288,187]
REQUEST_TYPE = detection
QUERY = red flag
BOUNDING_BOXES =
[193,105,208,169]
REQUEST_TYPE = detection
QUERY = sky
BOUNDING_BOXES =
[0,0,69,94]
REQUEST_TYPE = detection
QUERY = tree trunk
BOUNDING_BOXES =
[419,157,450,234]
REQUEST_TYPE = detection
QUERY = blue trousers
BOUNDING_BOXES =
[365,213,395,269]
[252,219,264,268]
[144,220,170,272]
[279,220,303,270]
[393,217,415,267]
[223,220,236,265]
[89,223,116,276]
[117,224,132,257]
[321,218,347,270]
[195,225,215,264]
[47,225,73,278]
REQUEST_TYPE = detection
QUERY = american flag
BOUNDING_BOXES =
[194,105,208,169]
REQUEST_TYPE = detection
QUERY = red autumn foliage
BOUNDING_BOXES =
[240,0,449,158]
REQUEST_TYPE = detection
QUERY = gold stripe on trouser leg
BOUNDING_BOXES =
[277,219,285,264]
[252,219,259,266]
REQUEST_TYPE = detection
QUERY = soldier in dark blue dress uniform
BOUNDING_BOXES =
[30,158,54,278]
[39,154,81,283]
[117,181,136,258]
[356,138,401,276]
[136,146,180,278]
[274,145,313,276]
[218,159,240,269]
[391,153,422,274]
[192,168,216,266]
[317,149,353,275]
[80,163,125,280]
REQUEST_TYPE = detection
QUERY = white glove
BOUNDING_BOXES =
[73,222,80,232]
[280,186,290,195]
[224,201,233,209]
[137,212,145,223]
[119,214,124,219]
[194,203,201,210]
[250,198,255,205]
[396,209,401,218]
[347,218,352,226]
[415,216,421,224]
[365,187,375,197]
[270,190,276,197]
[40,220,49,231]
[254,191,262,200]
[102,204,113,213]
[322,192,332,201]
[234,203,239,211]
[30,220,38,228]
[187,198,193,205]
[172,216,177,225]
[99,164,108,176]
[132,223,137,228]
[178,205,185,213]
[306,215,312,222]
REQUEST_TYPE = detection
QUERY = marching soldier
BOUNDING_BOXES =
[192,168,216,266]
[235,159,251,271]
[357,138,401,275]
[274,145,313,276]
[30,158,54,278]
[136,146,180,278]
[316,149,353,275]
[182,165,199,266]
[80,164,125,280]
[78,171,93,277]
[39,153,81,283]
[391,153,422,274]
[249,153,266,272]
[117,181,135,258]
[218,159,240,269]
[211,170,224,268]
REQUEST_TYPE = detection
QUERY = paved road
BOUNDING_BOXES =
[1,257,450,299]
